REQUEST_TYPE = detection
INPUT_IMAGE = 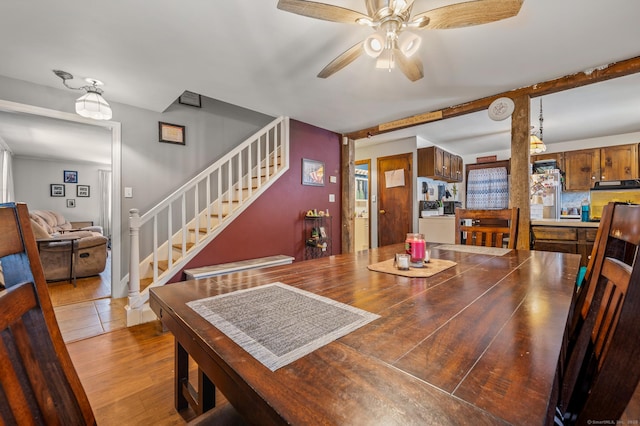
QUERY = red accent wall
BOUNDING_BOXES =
[169,119,341,283]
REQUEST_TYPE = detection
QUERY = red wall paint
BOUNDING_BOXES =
[169,119,342,283]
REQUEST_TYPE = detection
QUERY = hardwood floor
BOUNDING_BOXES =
[66,321,229,425]
[49,250,128,343]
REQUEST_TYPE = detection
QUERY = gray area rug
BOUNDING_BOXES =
[187,282,380,371]
[435,244,512,256]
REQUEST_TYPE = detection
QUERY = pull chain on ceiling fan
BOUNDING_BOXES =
[277,0,524,81]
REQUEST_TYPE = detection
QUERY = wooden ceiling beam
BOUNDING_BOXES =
[345,55,640,140]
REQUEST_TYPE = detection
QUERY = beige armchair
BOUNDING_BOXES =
[29,210,108,282]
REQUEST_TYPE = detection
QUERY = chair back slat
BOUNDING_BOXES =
[0,202,95,425]
[454,208,519,249]
[556,203,640,424]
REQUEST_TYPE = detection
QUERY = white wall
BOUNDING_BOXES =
[13,157,108,224]
[0,75,274,290]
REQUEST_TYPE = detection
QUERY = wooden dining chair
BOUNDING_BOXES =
[0,202,95,424]
[454,207,519,249]
[552,202,640,425]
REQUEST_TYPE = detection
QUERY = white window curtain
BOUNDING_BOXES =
[98,169,112,239]
[466,167,509,209]
[0,149,14,203]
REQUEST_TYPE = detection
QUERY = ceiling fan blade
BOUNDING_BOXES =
[413,0,523,30]
[278,0,369,24]
[317,41,365,78]
[394,50,424,82]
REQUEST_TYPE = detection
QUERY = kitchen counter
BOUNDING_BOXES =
[531,220,599,267]
[531,218,599,228]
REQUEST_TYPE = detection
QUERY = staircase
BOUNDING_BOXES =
[125,117,289,325]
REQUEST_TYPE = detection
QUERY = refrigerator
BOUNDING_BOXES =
[530,169,562,219]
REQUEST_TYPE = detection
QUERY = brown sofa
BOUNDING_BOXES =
[29,210,108,282]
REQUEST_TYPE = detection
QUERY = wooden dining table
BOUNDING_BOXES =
[150,243,581,425]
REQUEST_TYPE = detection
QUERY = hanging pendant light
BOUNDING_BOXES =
[53,70,113,120]
[530,98,546,154]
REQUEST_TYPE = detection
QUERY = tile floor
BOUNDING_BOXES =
[53,297,128,343]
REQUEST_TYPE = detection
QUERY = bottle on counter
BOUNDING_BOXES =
[581,199,590,222]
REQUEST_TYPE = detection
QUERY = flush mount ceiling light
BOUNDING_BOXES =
[530,98,547,154]
[53,70,113,120]
[277,0,524,82]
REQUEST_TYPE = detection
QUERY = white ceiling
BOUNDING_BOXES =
[1,0,640,158]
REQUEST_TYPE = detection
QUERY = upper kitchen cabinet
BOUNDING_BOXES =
[600,144,638,182]
[418,146,463,182]
[564,148,600,191]
[531,152,564,172]
[564,143,638,191]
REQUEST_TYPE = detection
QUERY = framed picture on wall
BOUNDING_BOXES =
[77,185,90,197]
[64,170,78,183]
[159,122,186,145]
[50,184,65,197]
[66,199,76,208]
[302,158,325,186]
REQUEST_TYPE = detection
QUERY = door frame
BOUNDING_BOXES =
[0,99,122,298]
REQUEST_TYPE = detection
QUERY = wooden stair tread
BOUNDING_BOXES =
[172,242,195,251]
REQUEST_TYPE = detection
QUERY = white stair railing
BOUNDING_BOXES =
[126,117,289,325]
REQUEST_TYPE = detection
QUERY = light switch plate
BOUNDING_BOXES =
[124,187,133,198]
[329,194,335,202]
[329,176,337,183]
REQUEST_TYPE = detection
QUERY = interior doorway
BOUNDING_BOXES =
[377,153,413,246]
[0,99,122,298]
[355,159,370,251]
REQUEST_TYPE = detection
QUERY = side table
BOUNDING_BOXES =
[36,236,81,287]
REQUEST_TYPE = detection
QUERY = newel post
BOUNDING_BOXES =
[128,208,141,297]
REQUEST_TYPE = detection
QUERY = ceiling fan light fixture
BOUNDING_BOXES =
[356,17,374,26]
[399,32,421,57]
[364,33,385,57]
[375,49,395,70]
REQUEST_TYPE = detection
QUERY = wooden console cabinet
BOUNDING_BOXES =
[531,224,598,267]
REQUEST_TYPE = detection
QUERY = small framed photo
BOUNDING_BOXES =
[50,184,65,197]
[178,91,202,108]
[64,170,78,183]
[66,199,76,208]
[159,122,186,145]
[77,185,90,197]
[319,226,327,238]
[302,158,325,186]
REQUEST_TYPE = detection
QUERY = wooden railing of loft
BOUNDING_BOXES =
[127,117,289,309]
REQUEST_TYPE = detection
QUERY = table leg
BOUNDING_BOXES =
[175,339,189,411]
[174,339,217,414]
[70,239,77,287]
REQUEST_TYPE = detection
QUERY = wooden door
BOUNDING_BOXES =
[377,153,412,247]
[564,148,600,191]
[600,144,638,181]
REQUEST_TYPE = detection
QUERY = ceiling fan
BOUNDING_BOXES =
[277,0,524,81]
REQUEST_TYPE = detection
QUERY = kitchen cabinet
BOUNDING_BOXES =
[355,217,369,251]
[531,222,598,267]
[601,144,638,182]
[564,143,638,191]
[531,152,564,171]
[418,146,463,182]
[564,148,600,191]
